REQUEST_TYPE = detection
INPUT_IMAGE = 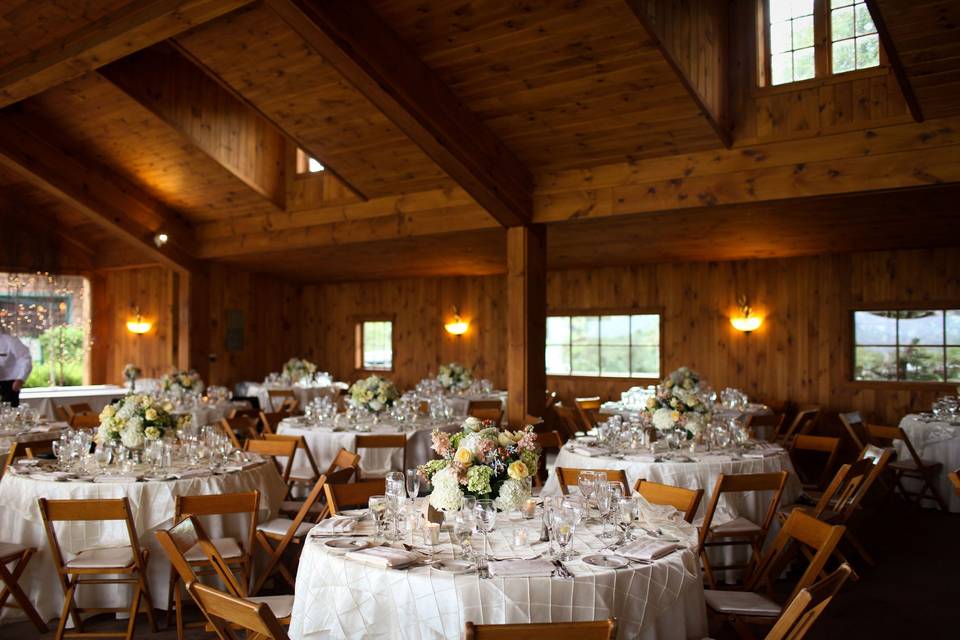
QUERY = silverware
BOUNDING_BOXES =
[552,559,573,579]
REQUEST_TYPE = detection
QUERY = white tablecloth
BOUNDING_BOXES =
[0,422,68,452]
[289,510,706,639]
[898,414,960,512]
[277,417,459,478]
[20,385,128,419]
[243,384,343,412]
[172,401,248,429]
[435,392,508,418]
[0,461,288,625]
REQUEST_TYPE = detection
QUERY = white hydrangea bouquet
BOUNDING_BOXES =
[96,394,179,449]
[161,368,204,395]
[437,362,472,392]
[419,417,541,512]
[645,366,712,440]
[281,357,317,384]
[348,375,400,414]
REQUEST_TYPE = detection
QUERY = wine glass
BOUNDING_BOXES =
[451,512,475,561]
[551,508,575,561]
[595,482,615,539]
[405,468,421,499]
[618,497,635,540]
[474,499,497,568]
[461,495,477,515]
[577,470,596,501]
[369,495,387,540]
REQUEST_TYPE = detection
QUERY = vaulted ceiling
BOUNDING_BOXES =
[1,0,959,282]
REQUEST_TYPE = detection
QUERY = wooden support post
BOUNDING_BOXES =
[506,225,547,427]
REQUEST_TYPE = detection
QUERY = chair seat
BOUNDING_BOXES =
[288,474,317,483]
[890,458,941,472]
[250,594,294,620]
[0,541,27,561]
[184,537,243,563]
[704,589,782,617]
[65,546,134,569]
[710,516,763,536]
[258,518,313,538]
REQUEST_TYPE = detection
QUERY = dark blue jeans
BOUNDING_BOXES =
[0,380,19,407]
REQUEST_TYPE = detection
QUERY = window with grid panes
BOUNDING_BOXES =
[358,320,393,370]
[853,310,960,382]
[545,314,660,378]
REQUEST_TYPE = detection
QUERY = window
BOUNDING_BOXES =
[295,148,324,174]
[356,320,393,371]
[853,309,960,382]
[546,313,660,378]
[765,0,880,87]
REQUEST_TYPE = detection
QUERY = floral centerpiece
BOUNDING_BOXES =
[419,417,541,512]
[645,366,711,440]
[437,362,473,392]
[122,363,141,389]
[161,368,204,395]
[281,357,317,384]
[96,394,180,449]
[348,375,400,414]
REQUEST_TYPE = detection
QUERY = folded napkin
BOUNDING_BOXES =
[698,455,733,463]
[14,458,42,467]
[94,475,141,483]
[345,546,421,569]
[30,471,73,481]
[623,453,657,462]
[568,446,605,458]
[31,423,64,432]
[169,469,211,479]
[487,559,556,578]
[617,539,679,562]
[742,449,783,458]
[219,461,264,472]
[310,518,357,536]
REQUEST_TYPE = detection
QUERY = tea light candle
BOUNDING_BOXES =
[522,498,537,519]
[424,522,441,546]
[513,526,528,546]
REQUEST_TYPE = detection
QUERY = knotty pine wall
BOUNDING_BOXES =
[304,247,960,425]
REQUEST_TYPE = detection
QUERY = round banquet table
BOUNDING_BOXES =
[172,400,249,429]
[0,460,288,625]
[898,414,960,512]
[431,392,508,418]
[20,385,128,420]
[0,421,68,451]
[541,440,801,570]
[277,416,460,478]
[246,383,343,412]
[289,507,707,639]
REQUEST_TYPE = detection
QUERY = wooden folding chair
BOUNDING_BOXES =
[53,402,70,422]
[188,582,290,640]
[219,416,258,449]
[776,406,820,445]
[575,396,603,430]
[156,517,292,639]
[325,479,387,515]
[633,478,704,523]
[866,423,947,511]
[555,467,631,496]
[267,389,298,413]
[464,618,617,640]
[355,434,407,480]
[789,435,841,491]
[950,468,960,497]
[765,563,852,640]
[0,542,46,632]
[244,438,298,490]
[533,431,564,486]
[263,432,322,489]
[325,447,361,475]
[167,491,260,637]
[838,411,871,451]
[252,473,330,595]
[70,413,100,429]
[280,462,356,518]
[2,438,56,477]
[39,497,157,640]
[258,410,293,435]
[698,471,789,589]
[704,510,846,638]
[467,399,503,425]
[544,390,559,411]
[745,412,786,443]
[67,402,94,417]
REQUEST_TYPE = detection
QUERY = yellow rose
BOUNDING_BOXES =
[144,408,158,421]
[162,402,174,412]
[507,460,529,480]
[498,433,513,447]
[670,410,681,422]
[453,447,473,466]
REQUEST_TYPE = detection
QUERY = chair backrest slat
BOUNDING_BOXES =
[556,467,630,496]
[244,438,298,483]
[464,619,617,640]
[188,582,289,640]
[326,447,361,476]
[325,479,387,515]
[764,563,852,640]
[633,479,703,523]
[355,434,406,479]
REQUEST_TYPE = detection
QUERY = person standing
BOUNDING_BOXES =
[0,331,32,407]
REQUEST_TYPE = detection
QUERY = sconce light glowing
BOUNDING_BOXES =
[731,295,763,333]
[126,308,151,334]
[444,307,469,336]
[154,232,169,248]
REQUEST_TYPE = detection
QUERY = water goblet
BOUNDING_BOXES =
[551,508,575,561]
[369,495,387,540]
[451,512,475,561]
[595,483,615,539]
[405,468,421,499]
[474,499,497,568]
[618,497,635,540]
[461,495,477,515]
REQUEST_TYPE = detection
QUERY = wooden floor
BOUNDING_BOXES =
[5,501,958,639]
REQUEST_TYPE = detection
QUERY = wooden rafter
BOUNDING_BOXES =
[864,0,923,122]
[0,0,253,108]
[0,113,196,273]
[266,0,533,227]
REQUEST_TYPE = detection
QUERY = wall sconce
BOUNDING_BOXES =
[126,307,152,335]
[730,295,763,333]
[153,232,169,248]
[444,307,470,336]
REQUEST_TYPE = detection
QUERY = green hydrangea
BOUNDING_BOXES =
[466,465,494,495]
[520,450,539,474]
[418,459,448,481]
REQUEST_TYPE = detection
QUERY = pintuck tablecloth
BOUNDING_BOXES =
[898,414,960,512]
[172,400,249,429]
[277,417,460,478]
[289,509,707,639]
[20,385,128,419]
[435,392,508,418]
[0,461,288,625]
[243,383,344,412]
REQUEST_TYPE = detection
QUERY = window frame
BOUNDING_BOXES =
[849,303,960,386]
[758,0,886,89]
[544,307,664,382]
[354,315,396,373]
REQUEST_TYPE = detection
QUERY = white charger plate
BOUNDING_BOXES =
[582,554,629,569]
[431,559,474,574]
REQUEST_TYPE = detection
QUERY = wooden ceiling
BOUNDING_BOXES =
[0,0,958,282]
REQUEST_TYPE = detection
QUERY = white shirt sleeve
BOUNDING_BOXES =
[6,336,32,381]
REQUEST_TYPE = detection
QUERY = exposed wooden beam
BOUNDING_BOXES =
[100,43,286,210]
[0,112,196,273]
[506,225,547,427]
[864,0,923,122]
[0,0,252,108]
[625,0,732,148]
[266,0,533,227]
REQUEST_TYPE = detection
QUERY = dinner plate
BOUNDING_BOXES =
[431,559,474,574]
[323,538,371,554]
[582,554,629,569]
[339,508,370,520]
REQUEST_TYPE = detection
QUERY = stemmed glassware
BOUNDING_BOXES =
[551,508,575,561]
[451,512,475,560]
[618,497,636,540]
[405,468,421,499]
[369,495,387,541]
[385,472,405,541]
[474,499,497,568]
[595,481,618,539]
